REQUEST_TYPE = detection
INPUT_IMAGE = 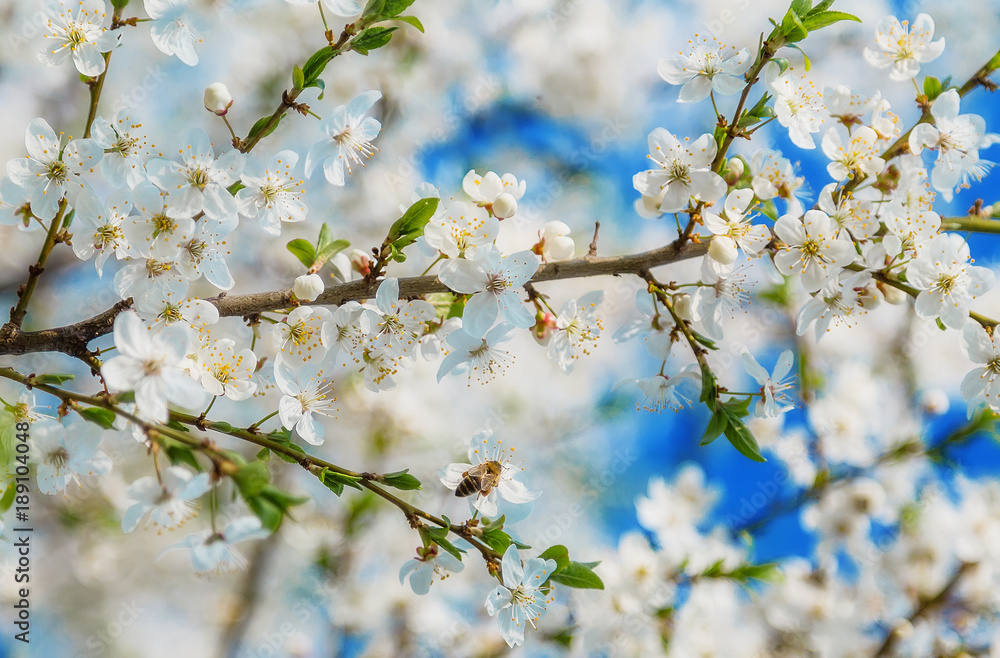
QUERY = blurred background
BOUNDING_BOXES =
[0,0,999,655]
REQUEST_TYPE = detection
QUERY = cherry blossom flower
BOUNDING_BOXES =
[959,322,1000,414]
[863,14,945,81]
[908,90,999,201]
[423,201,498,260]
[399,545,465,595]
[439,430,540,518]
[795,270,873,341]
[613,289,675,361]
[113,257,189,302]
[691,260,749,341]
[368,277,436,357]
[145,128,244,221]
[816,183,879,241]
[145,0,202,66]
[236,150,308,236]
[39,0,119,76]
[463,170,526,219]
[321,301,371,367]
[703,189,770,265]
[906,233,994,330]
[135,291,219,340]
[547,291,603,373]
[162,516,270,575]
[124,183,196,260]
[195,338,257,401]
[6,118,103,220]
[90,110,152,188]
[766,64,823,149]
[176,214,238,290]
[657,35,751,103]
[305,91,382,186]
[821,126,885,181]
[438,246,540,330]
[633,129,726,213]
[749,149,807,216]
[72,187,132,276]
[102,311,205,422]
[437,322,515,385]
[742,350,795,418]
[121,465,212,533]
[33,419,112,495]
[271,306,333,370]
[275,362,337,445]
[773,210,855,293]
[0,177,29,227]
[485,545,557,648]
[360,346,402,392]
[616,368,700,413]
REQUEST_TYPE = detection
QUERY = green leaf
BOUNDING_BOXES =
[790,0,812,16]
[787,43,812,71]
[33,373,75,385]
[431,533,464,561]
[772,57,790,76]
[232,460,271,498]
[701,410,729,446]
[160,438,202,472]
[79,407,116,430]
[779,8,809,43]
[723,416,766,462]
[244,494,283,532]
[256,447,270,461]
[807,0,835,14]
[481,526,513,554]
[212,421,234,433]
[318,468,363,496]
[287,239,317,269]
[549,562,605,590]
[386,197,440,250]
[381,0,416,18]
[0,482,16,512]
[801,10,861,31]
[165,419,189,432]
[302,46,338,87]
[538,545,571,573]
[315,238,350,269]
[246,115,282,145]
[292,65,305,91]
[923,76,943,100]
[351,26,397,55]
[362,0,387,19]
[394,15,424,32]
[382,469,422,490]
[736,562,781,583]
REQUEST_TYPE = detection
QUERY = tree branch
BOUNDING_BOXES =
[0,240,707,357]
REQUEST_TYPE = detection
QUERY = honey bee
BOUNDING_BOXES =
[455,460,503,498]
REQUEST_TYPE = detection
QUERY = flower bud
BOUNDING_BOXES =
[292,273,324,302]
[673,293,693,321]
[878,282,907,305]
[708,236,738,265]
[349,249,372,276]
[532,312,558,345]
[204,83,233,116]
[538,221,575,262]
[723,157,744,185]
[492,192,518,219]
[919,388,949,416]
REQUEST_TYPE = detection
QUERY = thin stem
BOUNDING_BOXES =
[2,200,68,334]
[83,5,125,138]
[248,410,279,432]
[420,254,444,277]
